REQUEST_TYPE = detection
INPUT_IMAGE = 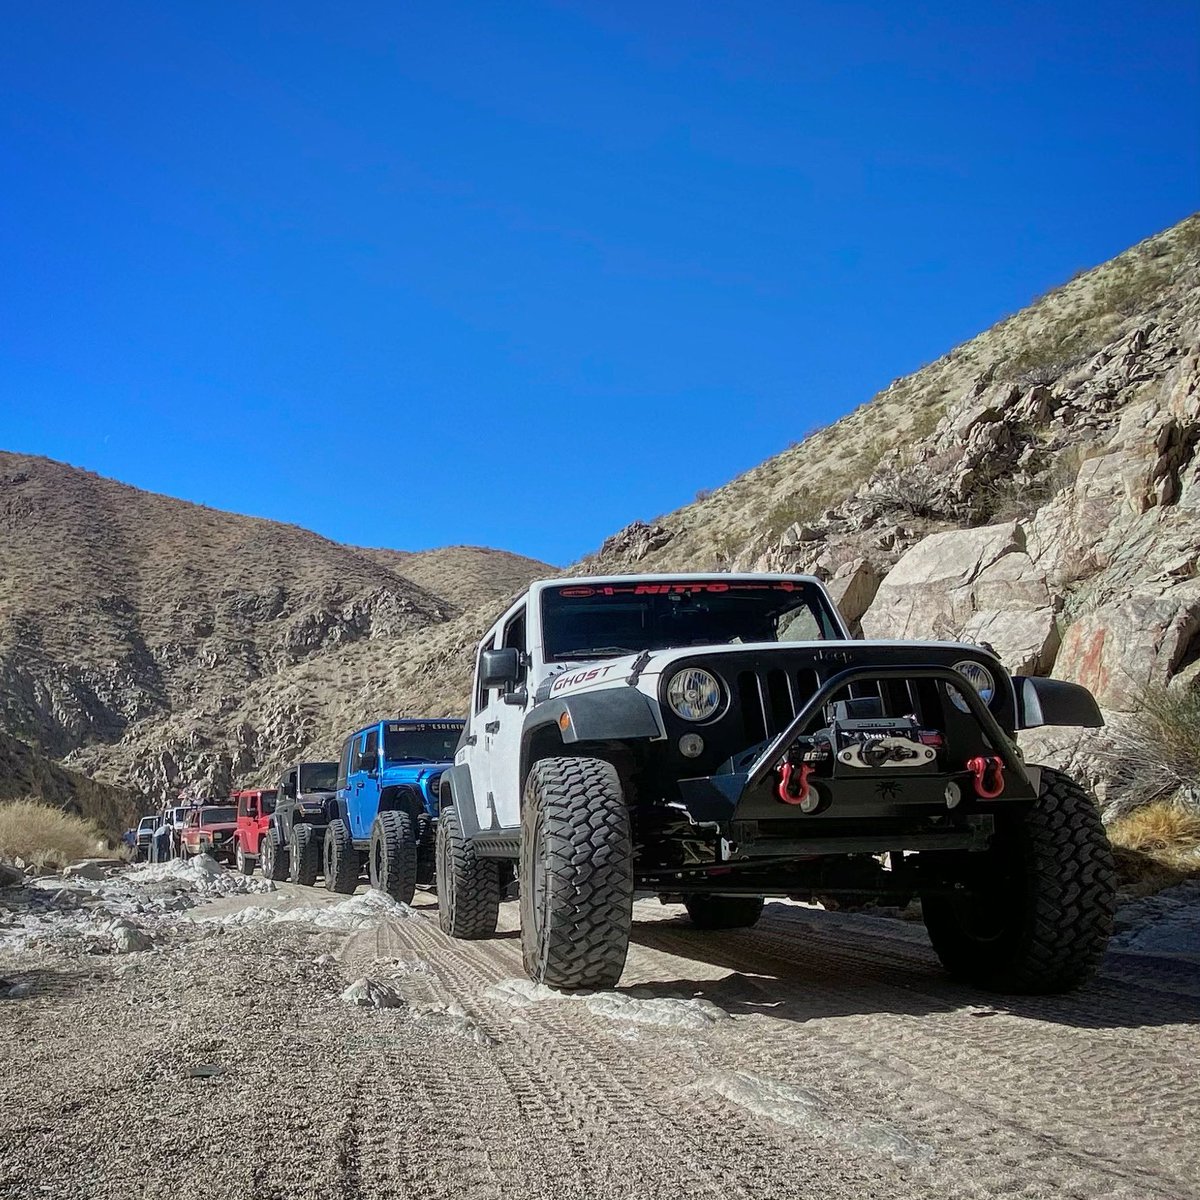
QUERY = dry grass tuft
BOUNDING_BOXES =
[0,799,106,869]
[1108,801,1200,896]
[1108,801,1200,854]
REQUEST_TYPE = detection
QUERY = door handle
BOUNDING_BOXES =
[484,721,500,734]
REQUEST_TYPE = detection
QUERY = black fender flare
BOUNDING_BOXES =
[440,763,481,837]
[520,689,662,777]
[379,784,424,822]
[1013,677,1105,729]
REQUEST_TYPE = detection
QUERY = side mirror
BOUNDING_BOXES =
[360,752,379,774]
[480,647,521,691]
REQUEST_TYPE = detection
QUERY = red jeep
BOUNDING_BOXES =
[232,789,277,876]
[179,803,239,863]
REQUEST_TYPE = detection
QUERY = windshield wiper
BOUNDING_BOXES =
[558,646,638,658]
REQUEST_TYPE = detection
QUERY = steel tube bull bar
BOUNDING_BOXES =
[742,664,1030,794]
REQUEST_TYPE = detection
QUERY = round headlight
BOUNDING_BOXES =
[666,668,722,722]
[949,660,996,712]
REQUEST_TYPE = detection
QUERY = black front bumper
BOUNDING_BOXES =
[667,664,1036,856]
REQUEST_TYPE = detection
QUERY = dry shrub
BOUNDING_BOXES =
[1108,801,1200,854]
[0,800,105,869]
[1104,687,1200,811]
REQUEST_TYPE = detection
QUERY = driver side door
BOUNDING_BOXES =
[347,727,382,839]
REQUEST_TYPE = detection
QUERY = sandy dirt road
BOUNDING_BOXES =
[1,871,1198,1200]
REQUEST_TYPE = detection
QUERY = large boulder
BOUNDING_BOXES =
[860,522,1061,675]
[1053,580,1200,710]
[861,522,1028,641]
[960,607,1061,676]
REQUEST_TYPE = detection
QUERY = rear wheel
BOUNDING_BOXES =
[921,767,1116,994]
[520,756,633,990]
[683,894,765,930]
[369,811,418,904]
[289,823,321,887]
[323,819,358,894]
[235,841,253,876]
[436,807,500,939]
[261,825,289,882]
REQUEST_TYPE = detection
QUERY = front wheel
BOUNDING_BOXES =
[261,826,289,883]
[437,806,500,939]
[323,819,359,894]
[235,841,253,876]
[369,811,418,904]
[520,756,633,990]
[921,767,1116,994]
[289,823,321,887]
[684,894,765,930]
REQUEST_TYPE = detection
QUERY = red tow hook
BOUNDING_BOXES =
[776,761,814,806]
[967,755,1005,799]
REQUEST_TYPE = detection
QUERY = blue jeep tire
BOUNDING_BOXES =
[436,806,500,939]
[323,819,358,894]
[289,823,321,888]
[369,811,418,904]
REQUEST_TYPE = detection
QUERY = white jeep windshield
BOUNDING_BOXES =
[541,580,840,661]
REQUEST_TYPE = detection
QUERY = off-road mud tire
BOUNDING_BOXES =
[323,818,358,894]
[520,756,634,990]
[683,894,765,929]
[261,825,289,882]
[289,823,321,888]
[436,806,500,939]
[921,766,1116,994]
[235,841,253,876]
[369,811,418,904]
[416,812,436,886]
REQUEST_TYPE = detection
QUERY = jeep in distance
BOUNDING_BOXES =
[437,573,1116,994]
[231,788,277,876]
[179,803,238,863]
[325,719,464,900]
[260,762,338,885]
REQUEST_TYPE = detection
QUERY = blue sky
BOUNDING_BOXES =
[2,2,1196,566]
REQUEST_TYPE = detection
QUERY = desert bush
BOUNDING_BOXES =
[0,800,105,869]
[1103,687,1200,812]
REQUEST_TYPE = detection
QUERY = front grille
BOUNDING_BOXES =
[735,667,822,742]
[731,666,921,744]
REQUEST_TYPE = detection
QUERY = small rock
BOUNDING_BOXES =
[186,1063,226,1079]
[341,977,404,1009]
[6,982,34,1000]
[63,859,123,882]
[109,919,154,954]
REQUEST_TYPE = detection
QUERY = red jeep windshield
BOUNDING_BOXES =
[541,580,840,661]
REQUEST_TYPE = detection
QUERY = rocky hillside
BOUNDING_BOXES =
[0,455,549,800]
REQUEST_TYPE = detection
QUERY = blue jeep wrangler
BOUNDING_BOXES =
[326,718,464,901]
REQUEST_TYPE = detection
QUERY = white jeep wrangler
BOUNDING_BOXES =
[436,573,1115,994]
